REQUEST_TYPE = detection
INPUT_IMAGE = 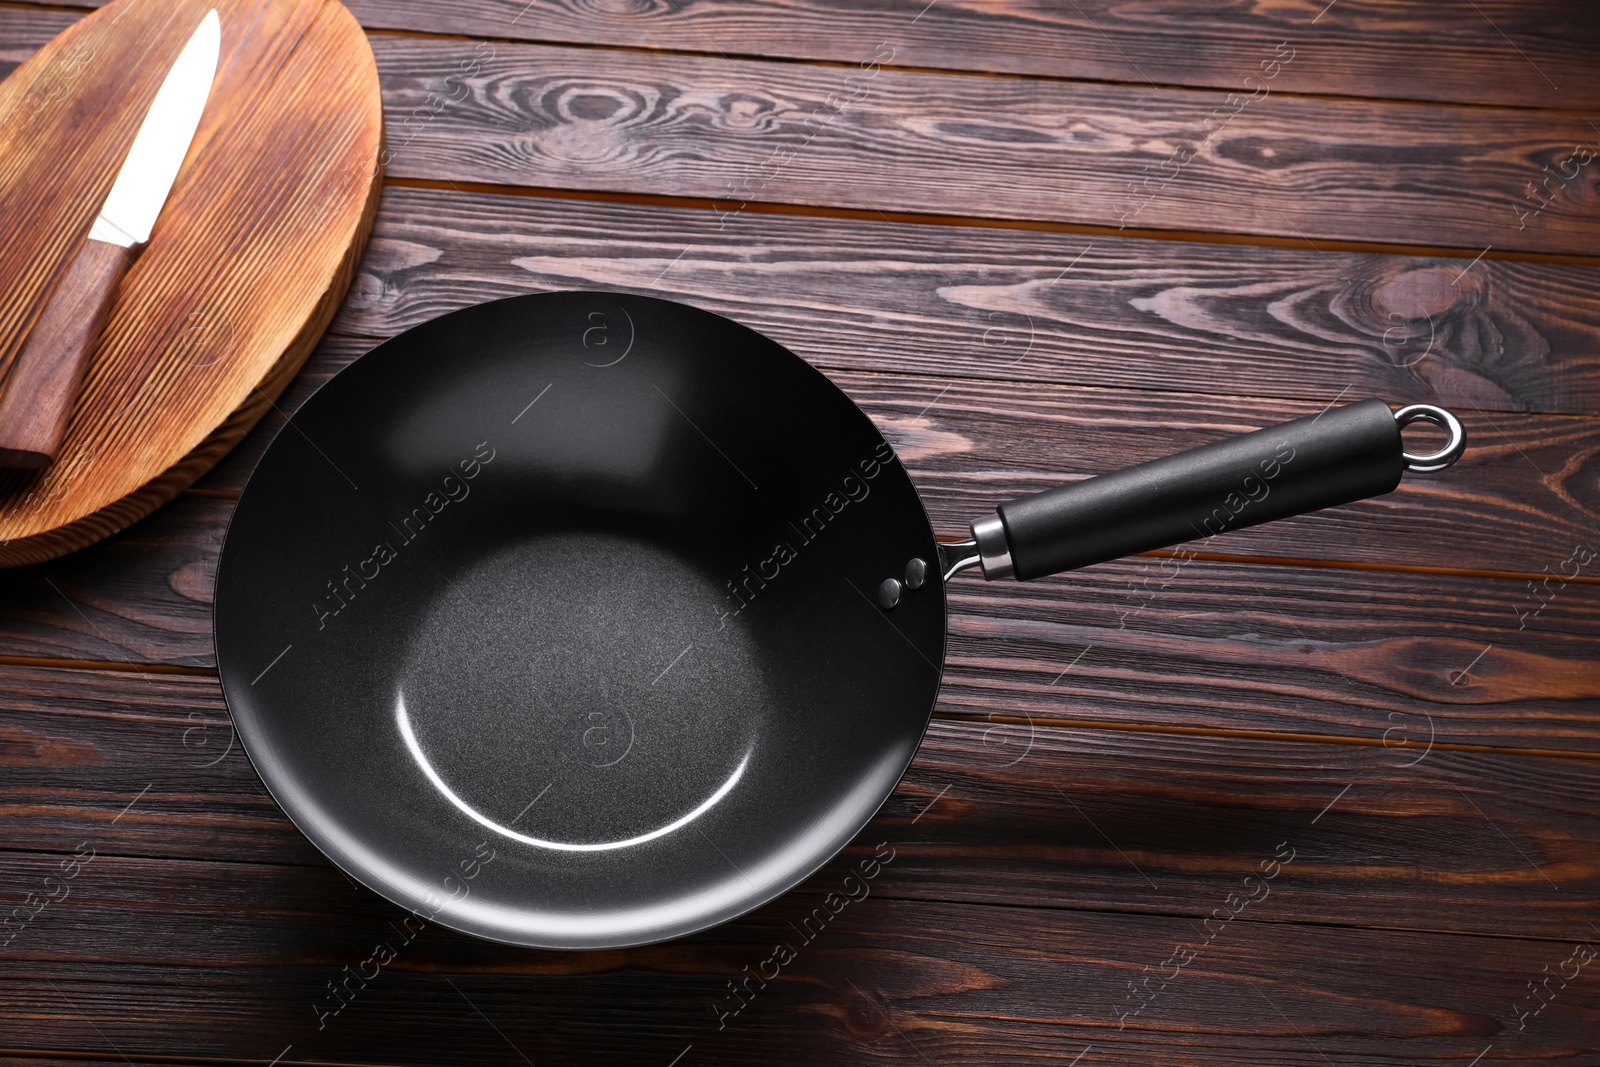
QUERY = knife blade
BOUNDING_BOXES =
[0,9,222,470]
[91,10,221,248]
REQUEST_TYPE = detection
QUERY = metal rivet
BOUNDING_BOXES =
[877,577,903,610]
[905,558,926,590]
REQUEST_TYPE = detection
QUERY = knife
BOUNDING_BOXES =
[0,10,222,470]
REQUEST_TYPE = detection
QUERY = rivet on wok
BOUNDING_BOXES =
[878,577,903,610]
[904,558,927,590]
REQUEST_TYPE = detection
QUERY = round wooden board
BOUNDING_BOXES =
[0,0,382,567]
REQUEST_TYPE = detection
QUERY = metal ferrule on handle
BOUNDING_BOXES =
[941,400,1465,583]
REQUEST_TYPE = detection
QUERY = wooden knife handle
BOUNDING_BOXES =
[0,237,134,469]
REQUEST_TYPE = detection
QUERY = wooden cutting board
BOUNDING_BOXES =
[0,0,382,566]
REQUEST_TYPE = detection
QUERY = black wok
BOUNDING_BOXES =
[215,291,1464,949]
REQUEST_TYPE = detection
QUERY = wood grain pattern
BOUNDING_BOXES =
[0,9,75,83]
[325,187,1600,416]
[0,491,225,666]
[938,563,1600,752]
[2,676,1598,938]
[0,665,308,866]
[0,0,383,566]
[0,5,1595,1067]
[346,0,1600,111]
[9,5,1599,256]
[8,782,1586,1044]
[25,0,1600,111]
[359,35,1600,254]
[0,873,1594,1064]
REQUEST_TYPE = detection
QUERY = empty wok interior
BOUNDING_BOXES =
[215,292,947,948]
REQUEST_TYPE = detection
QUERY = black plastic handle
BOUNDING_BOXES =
[996,399,1408,581]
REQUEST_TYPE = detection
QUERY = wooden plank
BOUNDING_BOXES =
[0,885,1594,1064]
[320,187,1600,416]
[0,8,74,81]
[343,0,1600,111]
[937,553,1600,753]
[7,7,1599,253]
[4,668,1599,940]
[0,494,224,668]
[0,666,307,867]
[26,0,1600,110]
[1,8,1592,1067]
[9,5,1600,253]
[359,37,1600,255]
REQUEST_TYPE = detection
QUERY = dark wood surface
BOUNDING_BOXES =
[1,2,1597,1065]
[321,189,1600,415]
[365,36,1600,255]
[28,0,1600,110]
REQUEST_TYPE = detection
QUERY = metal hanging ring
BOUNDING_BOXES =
[1393,404,1466,472]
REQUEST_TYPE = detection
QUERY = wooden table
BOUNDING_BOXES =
[2,2,1598,1063]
